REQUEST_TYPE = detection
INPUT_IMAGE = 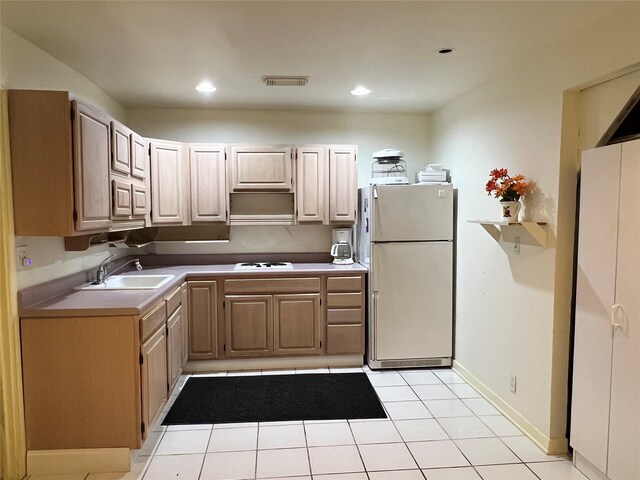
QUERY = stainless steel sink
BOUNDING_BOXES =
[76,274,175,291]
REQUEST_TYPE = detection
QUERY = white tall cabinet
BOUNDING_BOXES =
[571,139,640,480]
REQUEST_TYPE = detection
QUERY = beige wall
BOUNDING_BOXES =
[127,107,432,256]
[431,2,640,450]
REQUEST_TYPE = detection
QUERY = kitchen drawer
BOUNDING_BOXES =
[165,285,182,316]
[326,292,363,308]
[327,308,362,325]
[326,324,364,355]
[225,277,320,294]
[140,301,166,341]
[327,276,363,293]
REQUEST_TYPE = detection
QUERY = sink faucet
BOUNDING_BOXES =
[95,254,142,285]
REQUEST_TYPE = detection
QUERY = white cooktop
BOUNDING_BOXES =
[234,262,294,271]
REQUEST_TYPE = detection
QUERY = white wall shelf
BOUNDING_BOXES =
[468,220,548,248]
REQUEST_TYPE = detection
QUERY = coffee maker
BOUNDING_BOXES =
[330,228,354,265]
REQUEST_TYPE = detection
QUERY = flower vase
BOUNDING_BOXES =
[500,200,521,223]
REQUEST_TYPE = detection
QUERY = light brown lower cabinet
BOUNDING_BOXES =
[274,294,321,355]
[167,305,184,391]
[165,285,185,390]
[20,315,141,450]
[224,292,321,357]
[141,324,168,436]
[188,280,219,360]
[325,276,365,355]
[224,295,274,357]
[181,282,189,365]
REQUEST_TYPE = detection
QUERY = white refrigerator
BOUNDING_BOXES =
[358,184,453,369]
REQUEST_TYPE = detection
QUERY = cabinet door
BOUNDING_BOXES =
[230,145,292,191]
[225,295,273,357]
[328,146,357,223]
[111,121,131,175]
[296,146,325,222]
[167,306,183,391]
[190,144,227,222]
[607,139,640,480]
[141,325,168,434]
[131,182,148,217]
[131,132,148,180]
[150,140,185,224]
[112,179,132,217]
[326,323,364,355]
[273,294,321,355]
[187,281,218,360]
[72,100,112,231]
[181,283,189,367]
[570,144,621,473]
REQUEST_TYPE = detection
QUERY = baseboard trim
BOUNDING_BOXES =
[452,360,568,455]
[27,448,130,475]
[185,355,363,373]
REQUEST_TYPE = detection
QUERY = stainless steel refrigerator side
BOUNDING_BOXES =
[357,186,376,362]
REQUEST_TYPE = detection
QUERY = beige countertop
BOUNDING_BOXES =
[20,263,368,318]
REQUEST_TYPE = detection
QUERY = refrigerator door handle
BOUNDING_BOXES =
[365,217,369,233]
[372,290,379,358]
[373,185,378,199]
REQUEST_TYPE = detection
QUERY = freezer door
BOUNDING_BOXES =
[372,184,453,242]
[371,241,452,361]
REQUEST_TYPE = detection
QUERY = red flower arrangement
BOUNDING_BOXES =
[485,168,531,202]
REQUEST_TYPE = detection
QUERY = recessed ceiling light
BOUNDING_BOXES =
[351,86,371,96]
[437,48,455,54]
[196,81,217,93]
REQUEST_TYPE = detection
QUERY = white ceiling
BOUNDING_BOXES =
[0,1,621,112]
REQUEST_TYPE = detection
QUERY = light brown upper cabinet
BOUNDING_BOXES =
[72,100,113,232]
[296,146,325,223]
[296,144,357,225]
[230,145,293,192]
[189,144,227,223]
[110,120,149,229]
[7,90,154,236]
[111,120,132,175]
[131,132,149,180]
[150,139,187,225]
[328,145,358,223]
[9,91,115,236]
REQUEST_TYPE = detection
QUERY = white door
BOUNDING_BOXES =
[371,241,452,361]
[372,185,453,242]
[607,139,640,480]
[570,143,621,473]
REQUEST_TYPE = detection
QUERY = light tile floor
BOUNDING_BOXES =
[28,367,588,480]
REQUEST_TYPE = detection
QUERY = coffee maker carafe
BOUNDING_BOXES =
[331,228,354,265]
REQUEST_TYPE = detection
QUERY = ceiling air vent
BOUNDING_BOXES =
[262,76,309,87]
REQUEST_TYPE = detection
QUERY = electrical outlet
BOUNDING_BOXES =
[514,237,521,255]
[16,245,32,270]
[509,374,517,393]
